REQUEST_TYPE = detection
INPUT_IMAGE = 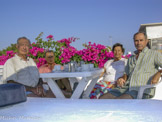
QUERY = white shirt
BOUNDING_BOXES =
[103,58,127,83]
[2,54,40,87]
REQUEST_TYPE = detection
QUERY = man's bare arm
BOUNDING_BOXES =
[99,67,106,78]
[7,80,35,91]
[151,70,162,84]
[7,79,45,97]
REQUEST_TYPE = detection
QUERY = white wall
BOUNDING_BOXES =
[0,65,3,84]
[146,25,162,39]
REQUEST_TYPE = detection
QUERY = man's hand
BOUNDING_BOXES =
[31,85,46,97]
[117,78,126,87]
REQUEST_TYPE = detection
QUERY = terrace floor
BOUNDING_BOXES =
[0,98,162,122]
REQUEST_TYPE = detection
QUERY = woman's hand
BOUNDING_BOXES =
[116,74,127,87]
[117,78,126,87]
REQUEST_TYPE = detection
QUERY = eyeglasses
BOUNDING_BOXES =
[47,56,54,58]
[18,44,30,47]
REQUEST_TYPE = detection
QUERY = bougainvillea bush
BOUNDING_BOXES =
[0,32,131,68]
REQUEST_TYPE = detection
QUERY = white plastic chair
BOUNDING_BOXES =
[137,78,162,100]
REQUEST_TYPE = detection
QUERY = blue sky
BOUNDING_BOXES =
[0,0,162,54]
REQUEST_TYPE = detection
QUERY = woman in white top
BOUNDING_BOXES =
[90,43,127,99]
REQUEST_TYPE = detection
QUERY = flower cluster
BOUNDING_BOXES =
[58,40,114,67]
[34,58,47,68]
[57,37,77,47]
[28,43,47,68]
[46,35,54,39]
[0,51,16,65]
[29,45,45,57]
[81,42,113,67]
[59,46,78,63]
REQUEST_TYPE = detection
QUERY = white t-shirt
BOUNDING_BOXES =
[2,54,40,87]
[103,58,127,83]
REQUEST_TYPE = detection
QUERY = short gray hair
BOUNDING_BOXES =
[17,37,31,44]
[133,32,147,40]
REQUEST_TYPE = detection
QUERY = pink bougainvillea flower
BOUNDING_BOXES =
[46,35,54,39]
[36,58,47,68]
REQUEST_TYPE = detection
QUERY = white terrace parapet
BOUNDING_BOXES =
[0,65,3,84]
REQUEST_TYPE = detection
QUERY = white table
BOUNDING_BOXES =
[40,68,103,99]
[1,98,162,122]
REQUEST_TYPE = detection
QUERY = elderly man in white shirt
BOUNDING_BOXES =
[2,37,55,97]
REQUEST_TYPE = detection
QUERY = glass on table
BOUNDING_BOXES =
[53,65,61,72]
[63,63,69,72]
[89,64,94,71]
[81,64,90,71]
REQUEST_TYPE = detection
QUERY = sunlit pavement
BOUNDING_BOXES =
[0,97,162,122]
